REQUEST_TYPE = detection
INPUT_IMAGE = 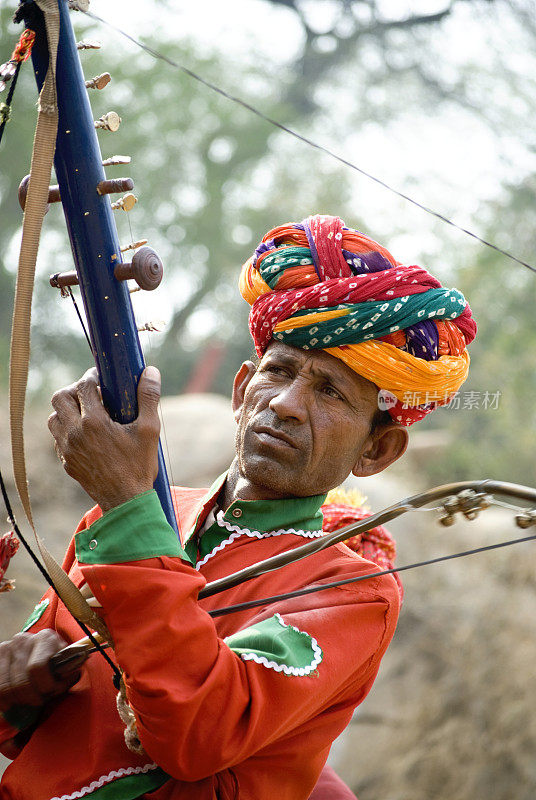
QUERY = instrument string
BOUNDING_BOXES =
[124,209,178,493]
[82,9,536,276]
[66,286,94,355]
[139,311,178,494]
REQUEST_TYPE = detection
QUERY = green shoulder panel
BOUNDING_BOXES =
[225,613,323,676]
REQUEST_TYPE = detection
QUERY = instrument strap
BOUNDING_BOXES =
[9,0,110,639]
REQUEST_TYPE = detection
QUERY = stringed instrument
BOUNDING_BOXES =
[18,0,179,536]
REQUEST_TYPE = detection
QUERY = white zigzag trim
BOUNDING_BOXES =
[196,511,323,569]
[237,613,323,676]
[49,763,159,800]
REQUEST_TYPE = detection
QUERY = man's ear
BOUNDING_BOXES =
[352,423,409,478]
[231,361,257,423]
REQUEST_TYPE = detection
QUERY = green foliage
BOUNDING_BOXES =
[415,178,536,485]
[0,4,359,396]
[1,0,536,498]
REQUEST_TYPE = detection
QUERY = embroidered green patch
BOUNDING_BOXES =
[21,598,50,632]
[225,613,323,676]
[80,767,169,799]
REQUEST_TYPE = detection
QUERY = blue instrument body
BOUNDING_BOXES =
[24,0,179,536]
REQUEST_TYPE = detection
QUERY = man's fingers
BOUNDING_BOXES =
[50,386,80,418]
[76,372,107,421]
[0,641,22,712]
[136,366,161,432]
[27,631,71,698]
[8,644,43,707]
[0,631,74,713]
[81,367,98,383]
[0,634,43,709]
[47,411,63,441]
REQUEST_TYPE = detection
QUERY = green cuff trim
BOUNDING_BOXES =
[82,766,169,799]
[75,490,188,565]
[225,613,323,676]
[21,598,50,632]
[1,704,40,732]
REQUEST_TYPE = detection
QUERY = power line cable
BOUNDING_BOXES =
[83,9,536,275]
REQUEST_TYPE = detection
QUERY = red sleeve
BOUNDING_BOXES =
[0,507,103,758]
[308,765,358,800]
[80,554,398,782]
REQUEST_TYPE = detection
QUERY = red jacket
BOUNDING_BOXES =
[0,479,399,799]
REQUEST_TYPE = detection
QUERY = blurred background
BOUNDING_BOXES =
[0,0,535,795]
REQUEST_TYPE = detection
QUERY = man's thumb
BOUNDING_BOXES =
[137,366,161,423]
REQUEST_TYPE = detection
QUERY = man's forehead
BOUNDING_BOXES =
[262,342,378,396]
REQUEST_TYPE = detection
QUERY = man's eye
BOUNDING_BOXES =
[264,364,288,376]
[322,385,343,400]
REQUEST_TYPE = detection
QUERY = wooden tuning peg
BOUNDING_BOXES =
[102,155,131,167]
[138,321,167,333]
[114,247,164,291]
[76,40,101,50]
[50,247,164,292]
[94,112,121,132]
[97,178,134,196]
[85,73,111,90]
[18,175,61,212]
[68,0,90,11]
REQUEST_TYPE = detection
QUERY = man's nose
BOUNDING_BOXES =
[268,379,309,422]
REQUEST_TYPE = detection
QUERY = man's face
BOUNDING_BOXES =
[233,342,381,499]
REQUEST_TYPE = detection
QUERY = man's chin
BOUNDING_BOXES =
[239,452,308,498]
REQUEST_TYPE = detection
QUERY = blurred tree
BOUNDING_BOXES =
[0,0,532,403]
[414,174,536,485]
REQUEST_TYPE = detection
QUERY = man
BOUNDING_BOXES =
[0,215,475,799]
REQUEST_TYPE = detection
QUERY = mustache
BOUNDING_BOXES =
[250,414,307,448]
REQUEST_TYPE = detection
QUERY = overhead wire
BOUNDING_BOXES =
[83,8,536,275]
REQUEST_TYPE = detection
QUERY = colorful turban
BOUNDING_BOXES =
[239,214,477,425]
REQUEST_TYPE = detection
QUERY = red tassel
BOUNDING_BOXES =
[0,531,20,593]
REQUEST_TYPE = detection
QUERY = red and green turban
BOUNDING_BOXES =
[239,214,477,426]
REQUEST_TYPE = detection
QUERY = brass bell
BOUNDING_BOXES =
[111,193,137,212]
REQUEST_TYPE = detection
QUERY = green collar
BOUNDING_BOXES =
[183,472,327,565]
